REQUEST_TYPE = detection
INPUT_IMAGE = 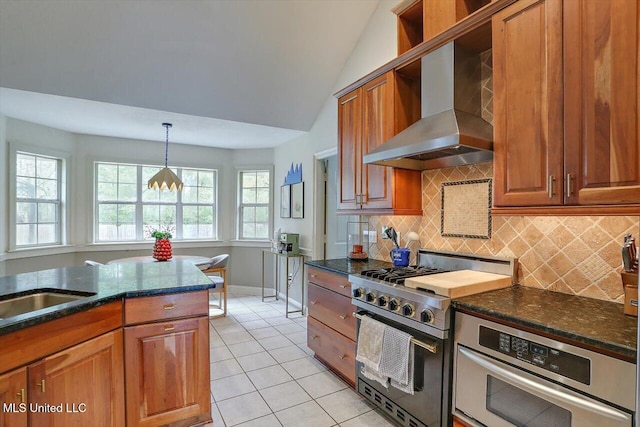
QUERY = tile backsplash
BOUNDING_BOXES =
[368,162,638,303]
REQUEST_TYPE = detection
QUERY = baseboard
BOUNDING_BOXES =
[227,285,305,312]
[228,285,262,295]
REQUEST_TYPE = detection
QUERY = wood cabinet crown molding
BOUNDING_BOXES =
[334,0,518,99]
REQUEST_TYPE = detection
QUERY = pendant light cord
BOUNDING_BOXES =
[163,123,172,168]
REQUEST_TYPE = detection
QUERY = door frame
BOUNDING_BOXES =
[312,147,337,260]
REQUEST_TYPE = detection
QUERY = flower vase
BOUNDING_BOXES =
[153,238,173,261]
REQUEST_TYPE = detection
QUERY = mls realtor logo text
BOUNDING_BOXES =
[3,402,87,413]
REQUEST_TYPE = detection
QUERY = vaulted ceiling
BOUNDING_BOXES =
[0,0,380,148]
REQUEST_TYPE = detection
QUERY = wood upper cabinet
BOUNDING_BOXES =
[338,86,362,211]
[0,368,27,427]
[493,0,564,207]
[28,330,125,427]
[564,0,640,205]
[338,71,422,215]
[124,316,210,427]
[493,0,640,210]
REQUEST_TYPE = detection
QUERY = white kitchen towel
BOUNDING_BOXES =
[356,315,386,371]
[356,315,388,388]
[379,326,414,395]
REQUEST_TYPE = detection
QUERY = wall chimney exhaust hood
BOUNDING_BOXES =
[363,42,493,171]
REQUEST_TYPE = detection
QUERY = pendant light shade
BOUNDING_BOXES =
[148,123,183,192]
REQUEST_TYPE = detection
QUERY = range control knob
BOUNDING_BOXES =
[377,295,389,307]
[402,303,415,317]
[388,298,400,312]
[353,288,365,298]
[365,291,377,303]
[421,309,435,324]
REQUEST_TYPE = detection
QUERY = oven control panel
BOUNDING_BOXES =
[479,326,591,385]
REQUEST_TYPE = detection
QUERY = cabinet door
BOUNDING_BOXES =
[362,72,395,210]
[564,0,640,205]
[124,316,210,427]
[0,368,27,427]
[29,329,125,427]
[493,0,564,206]
[338,88,362,210]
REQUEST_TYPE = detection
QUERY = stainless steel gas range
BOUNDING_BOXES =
[349,250,517,427]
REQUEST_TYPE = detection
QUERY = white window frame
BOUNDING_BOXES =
[236,166,273,241]
[93,161,218,242]
[8,143,70,251]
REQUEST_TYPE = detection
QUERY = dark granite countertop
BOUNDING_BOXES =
[305,258,393,276]
[0,261,214,336]
[453,286,637,361]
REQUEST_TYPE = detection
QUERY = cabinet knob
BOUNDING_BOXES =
[339,314,347,319]
[164,325,175,332]
[311,335,319,340]
[16,388,25,403]
[338,354,347,360]
[310,300,317,305]
[37,379,45,393]
[310,274,317,278]
[339,284,348,289]
[163,303,176,310]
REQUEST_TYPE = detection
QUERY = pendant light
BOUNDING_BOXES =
[147,122,183,191]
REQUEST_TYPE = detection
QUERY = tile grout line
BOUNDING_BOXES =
[209,293,390,427]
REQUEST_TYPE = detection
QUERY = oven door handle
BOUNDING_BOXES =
[459,347,632,422]
[353,312,438,354]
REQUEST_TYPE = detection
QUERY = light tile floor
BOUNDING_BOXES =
[204,293,396,427]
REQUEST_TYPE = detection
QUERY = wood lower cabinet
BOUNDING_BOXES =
[29,330,125,427]
[124,292,210,427]
[308,283,356,340]
[338,71,422,215]
[0,368,27,427]
[307,267,357,386]
[0,331,124,427]
[308,317,357,385]
[493,0,640,211]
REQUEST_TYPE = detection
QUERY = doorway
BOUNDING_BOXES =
[313,151,358,260]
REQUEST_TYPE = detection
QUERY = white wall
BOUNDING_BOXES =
[0,117,275,282]
[272,0,398,304]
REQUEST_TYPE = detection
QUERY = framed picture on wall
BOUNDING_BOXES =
[291,182,304,219]
[280,185,291,218]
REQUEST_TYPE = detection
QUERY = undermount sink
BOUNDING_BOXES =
[0,291,95,319]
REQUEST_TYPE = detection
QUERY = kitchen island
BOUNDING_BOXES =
[0,261,214,427]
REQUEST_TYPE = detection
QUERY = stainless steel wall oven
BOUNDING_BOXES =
[454,312,636,427]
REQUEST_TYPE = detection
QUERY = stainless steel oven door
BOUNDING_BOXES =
[355,310,451,427]
[455,346,633,427]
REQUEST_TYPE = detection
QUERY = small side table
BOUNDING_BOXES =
[261,250,305,318]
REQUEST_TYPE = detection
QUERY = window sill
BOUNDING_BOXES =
[85,240,227,251]
[6,245,77,259]
[230,240,271,248]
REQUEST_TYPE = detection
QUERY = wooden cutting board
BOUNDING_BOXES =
[404,270,512,298]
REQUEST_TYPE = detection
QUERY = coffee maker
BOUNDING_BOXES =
[279,233,299,254]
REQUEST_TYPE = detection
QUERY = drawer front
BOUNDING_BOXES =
[308,316,356,386]
[308,267,351,297]
[308,283,356,340]
[125,290,208,325]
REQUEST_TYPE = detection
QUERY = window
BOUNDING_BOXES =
[238,170,270,239]
[95,162,217,241]
[15,152,64,247]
